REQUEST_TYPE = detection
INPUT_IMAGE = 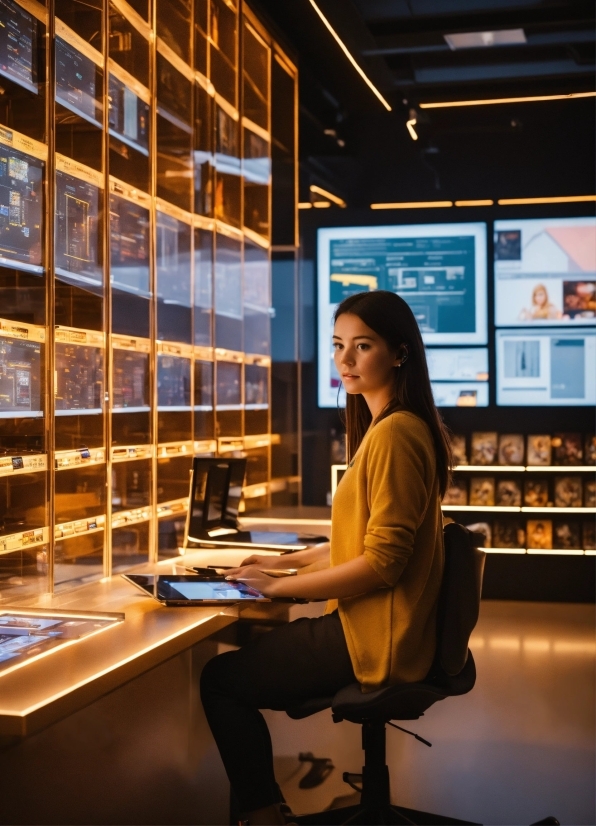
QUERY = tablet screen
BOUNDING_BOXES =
[158,577,266,601]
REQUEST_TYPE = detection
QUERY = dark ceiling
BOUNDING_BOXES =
[252,0,596,207]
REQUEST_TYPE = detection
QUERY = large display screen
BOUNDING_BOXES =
[55,37,102,128]
[109,193,150,297]
[317,223,487,407]
[495,217,596,326]
[427,347,489,408]
[55,170,101,288]
[0,141,43,272]
[108,74,149,156]
[496,328,596,406]
[0,0,38,94]
[0,335,41,417]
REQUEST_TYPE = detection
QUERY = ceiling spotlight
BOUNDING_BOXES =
[406,108,418,141]
[444,29,526,50]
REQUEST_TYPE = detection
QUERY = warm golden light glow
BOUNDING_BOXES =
[310,185,346,207]
[498,195,596,205]
[306,0,392,111]
[298,202,313,209]
[406,118,418,140]
[420,91,596,109]
[455,199,494,206]
[313,201,331,208]
[370,201,453,209]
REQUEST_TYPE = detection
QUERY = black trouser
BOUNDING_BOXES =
[200,612,356,813]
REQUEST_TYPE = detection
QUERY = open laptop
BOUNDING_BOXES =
[184,457,328,551]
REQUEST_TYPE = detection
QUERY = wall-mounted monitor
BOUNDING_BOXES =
[0,334,41,417]
[0,0,38,94]
[55,168,101,289]
[55,36,102,128]
[496,328,596,406]
[317,223,487,407]
[427,347,489,408]
[495,217,596,327]
[0,138,43,273]
[108,74,149,156]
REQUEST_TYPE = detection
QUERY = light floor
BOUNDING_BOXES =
[265,600,595,826]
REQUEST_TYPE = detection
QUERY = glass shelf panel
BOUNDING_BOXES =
[243,240,269,355]
[156,211,192,343]
[110,190,151,337]
[194,226,213,346]
[214,231,241,351]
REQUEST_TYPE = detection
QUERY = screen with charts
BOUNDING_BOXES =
[0,0,38,94]
[55,37,102,127]
[494,217,596,327]
[108,74,149,156]
[109,193,150,297]
[427,347,489,408]
[0,335,42,417]
[55,170,101,288]
[496,328,596,406]
[317,223,487,407]
[0,140,43,272]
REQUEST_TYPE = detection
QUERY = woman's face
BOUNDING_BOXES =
[534,288,547,307]
[333,313,399,396]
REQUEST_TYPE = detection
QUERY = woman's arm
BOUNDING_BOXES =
[227,554,385,600]
[237,542,330,570]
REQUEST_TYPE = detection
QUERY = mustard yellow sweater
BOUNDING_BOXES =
[327,411,444,690]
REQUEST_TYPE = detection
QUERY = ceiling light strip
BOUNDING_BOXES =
[420,91,596,109]
[371,201,453,209]
[370,195,595,209]
[455,199,494,206]
[498,195,596,205]
[306,0,392,112]
[310,184,346,207]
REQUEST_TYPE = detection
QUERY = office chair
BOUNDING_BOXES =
[285,523,487,825]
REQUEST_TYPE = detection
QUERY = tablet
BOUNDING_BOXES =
[122,574,270,605]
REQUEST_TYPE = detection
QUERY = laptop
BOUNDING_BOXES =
[122,573,306,605]
[184,457,328,551]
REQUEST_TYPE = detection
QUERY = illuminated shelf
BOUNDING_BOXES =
[0,527,49,556]
[0,455,47,477]
[442,505,596,514]
[454,465,596,473]
[54,516,105,541]
[484,547,594,556]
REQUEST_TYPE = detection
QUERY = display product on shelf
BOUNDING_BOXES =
[470,432,498,465]
[585,434,596,465]
[498,433,524,466]
[469,476,495,506]
[494,519,525,549]
[526,434,552,466]
[524,479,549,507]
[584,480,596,508]
[583,521,596,550]
[554,476,583,508]
[450,434,467,466]
[442,479,468,506]
[552,432,583,465]
[496,479,522,507]
[526,519,553,550]
[553,520,582,550]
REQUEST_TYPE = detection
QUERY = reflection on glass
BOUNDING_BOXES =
[214,104,240,226]
[157,53,191,127]
[157,354,190,408]
[113,350,149,410]
[210,0,236,105]
[122,0,149,22]
[109,4,149,87]
[0,142,43,273]
[194,359,213,408]
[55,343,103,412]
[55,171,101,290]
[156,113,192,212]
[112,459,151,511]
[157,454,192,502]
[55,465,106,522]
[245,363,268,407]
[156,211,191,342]
[112,521,149,570]
[244,241,269,355]
[245,446,268,485]
[216,360,240,407]
[194,83,213,216]
[242,20,268,130]
[55,0,102,49]
[214,233,242,351]
[110,193,150,337]
[54,531,104,590]
[156,0,191,65]
[157,512,186,557]
[243,128,270,238]
[194,226,212,346]
[0,546,49,601]
[0,336,41,417]
[0,471,45,536]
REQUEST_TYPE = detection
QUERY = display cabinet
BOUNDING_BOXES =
[0,0,298,601]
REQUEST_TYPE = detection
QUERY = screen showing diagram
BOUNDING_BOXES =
[317,223,487,407]
[494,217,596,327]
[0,140,43,272]
[55,170,101,288]
[0,335,41,416]
[55,37,101,127]
[0,0,38,94]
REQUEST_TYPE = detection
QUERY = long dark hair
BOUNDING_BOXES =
[334,290,452,497]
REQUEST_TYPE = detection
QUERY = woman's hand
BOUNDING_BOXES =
[238,553,288,569]
[225,566,280,597]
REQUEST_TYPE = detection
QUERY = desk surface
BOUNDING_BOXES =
[0,519,330,738]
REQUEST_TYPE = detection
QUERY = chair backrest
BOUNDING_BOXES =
[436,523,486,676]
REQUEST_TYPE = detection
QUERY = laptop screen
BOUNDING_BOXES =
[188,457,247,538]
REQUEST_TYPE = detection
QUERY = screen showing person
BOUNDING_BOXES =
[0,335,42,416]
[0,0,38,94]
[0,139,43,272]
[494,217,596,328]
[55,168,101,288]
[317,223,488,407]
[55,36,102,128]
[496,329,596,407]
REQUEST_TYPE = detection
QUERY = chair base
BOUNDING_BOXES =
[294,802,480,825]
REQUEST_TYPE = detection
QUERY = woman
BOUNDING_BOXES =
[200,290,452,825]
[518,283,561,321]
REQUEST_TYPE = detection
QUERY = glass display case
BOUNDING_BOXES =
[108,1,150,88]
[157,342,192,443]
[214,102,241,227]
[194,224,213,346]
[243,239,270,355]
[242,20,270,241]
[108,67,150,192]
[156,205,192,344]
[215,355,241,437]
[156,49,193,212]
[194,0,209,79]
[111,335,151,446]
[194,82,213,217]
[54,327,104,450]
[244,357,268,436]
[214,229,242,351]
[194,355,213,441]
[210,0,237,107]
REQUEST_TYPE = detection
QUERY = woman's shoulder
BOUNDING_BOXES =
[372,410,431,438]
